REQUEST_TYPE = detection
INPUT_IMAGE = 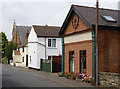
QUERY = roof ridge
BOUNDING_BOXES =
[72,4,119,11]
[16,25,31,27]
[33,25,60,27]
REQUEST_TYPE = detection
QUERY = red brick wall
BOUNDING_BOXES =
[64,12,90,35]
[98,28,120,73]
[64,40,92,76]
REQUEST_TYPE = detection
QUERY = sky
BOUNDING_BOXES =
[0,0,120,41]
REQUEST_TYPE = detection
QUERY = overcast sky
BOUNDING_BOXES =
[0,0,120,41]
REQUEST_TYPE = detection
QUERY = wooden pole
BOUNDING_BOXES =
[95,0,99,86]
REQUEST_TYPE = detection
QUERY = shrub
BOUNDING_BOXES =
[71,75,76,80]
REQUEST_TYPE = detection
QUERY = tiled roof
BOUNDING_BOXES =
[14,50,20,55]
[16,26,31,44]
[33,25,61,37]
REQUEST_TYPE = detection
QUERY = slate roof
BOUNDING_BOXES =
[72,5,119,27]
[17,39,28,48]
[59,5,120,35]
[33,25,61,37]
[16,26,31,44]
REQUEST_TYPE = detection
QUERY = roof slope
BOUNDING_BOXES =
[59,5,120,35]
[17,39,28,48]
[33,25,61,37]
[16,26,31,44]
[73,5,119,27]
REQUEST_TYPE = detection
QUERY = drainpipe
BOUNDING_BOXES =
[45,37,46,59]
[92,30,95,78]
[95,0,99,86]
[61,37,64,74]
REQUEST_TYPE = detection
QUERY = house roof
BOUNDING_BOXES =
[14,50,20,55]
[17,39,28,48]
[33,25,61,37]
[16,26,31,44]
[59,5,120,36]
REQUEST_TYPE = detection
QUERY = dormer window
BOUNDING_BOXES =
[101,15,117,22]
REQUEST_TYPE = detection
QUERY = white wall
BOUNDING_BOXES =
[28,27,39,69]
[46,38,62,59]
[28,27,37,42]
[64,31,92,43]
[28,26,62,69]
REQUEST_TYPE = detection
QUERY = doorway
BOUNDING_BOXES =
[26,55,28,66]
[69,51,74,73]
[80,50,86,73]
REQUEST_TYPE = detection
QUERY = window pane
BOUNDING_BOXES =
[48,56,51,60]
[48,39,51,47]
[52,39,56,47]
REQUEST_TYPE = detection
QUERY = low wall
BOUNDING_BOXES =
[99,72,120,87]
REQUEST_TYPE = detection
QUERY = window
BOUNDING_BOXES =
[102,15,117,22]
[48,39,51,47]
[48,39,56,47]
[52,39,56,47]
[48,56,51,60]
[22,47,24,52]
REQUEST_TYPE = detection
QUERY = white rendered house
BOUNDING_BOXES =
[28,25,62,69]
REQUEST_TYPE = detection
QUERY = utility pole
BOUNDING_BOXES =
[95,0,99,86]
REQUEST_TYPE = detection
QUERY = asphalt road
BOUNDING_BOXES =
[2,64,66,87]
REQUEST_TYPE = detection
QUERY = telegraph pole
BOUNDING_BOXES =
[95,0,99,86]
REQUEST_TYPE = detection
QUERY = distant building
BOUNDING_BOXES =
[12,21,31,45]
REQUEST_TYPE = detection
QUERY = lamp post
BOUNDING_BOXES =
[95,0,99,86]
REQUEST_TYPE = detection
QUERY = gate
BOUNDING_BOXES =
[40,59,51,73]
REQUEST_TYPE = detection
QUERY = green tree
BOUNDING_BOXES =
[5,41,18,63]
[0,32,8,59]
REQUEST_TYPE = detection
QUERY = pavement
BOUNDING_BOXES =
[7,64,94,87]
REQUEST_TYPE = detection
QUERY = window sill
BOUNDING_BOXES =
[47,47,57,49]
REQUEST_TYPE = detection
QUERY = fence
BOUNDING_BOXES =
[40,56,62,73]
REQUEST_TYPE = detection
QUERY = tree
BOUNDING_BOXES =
[0,32,8,59]
[5,41,18,63]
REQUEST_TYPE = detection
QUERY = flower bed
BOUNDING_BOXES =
[58,72,95,85]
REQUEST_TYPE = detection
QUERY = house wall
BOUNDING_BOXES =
[46,38,62,59]
[64,12,90,35]
[98,28,119,73]
[37,39,45,69]
[64,40,92,76]
[13,55,22,63]
[63,12,92,76]
[28,27,62,69]
[19,46,28,66]
[28,27,39,69]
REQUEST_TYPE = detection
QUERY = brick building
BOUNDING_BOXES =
[59,4,120,80]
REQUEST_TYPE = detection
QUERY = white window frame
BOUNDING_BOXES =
[48,38,56,48]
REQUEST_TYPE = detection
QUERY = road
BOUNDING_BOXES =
[2,64,66,87]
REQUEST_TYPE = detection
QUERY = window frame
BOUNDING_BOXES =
[48,38,56,48]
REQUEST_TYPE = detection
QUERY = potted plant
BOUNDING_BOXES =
[58,72,63,77]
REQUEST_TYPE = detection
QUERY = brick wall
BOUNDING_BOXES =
[98,28,120,73]
[64,40,92,76]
